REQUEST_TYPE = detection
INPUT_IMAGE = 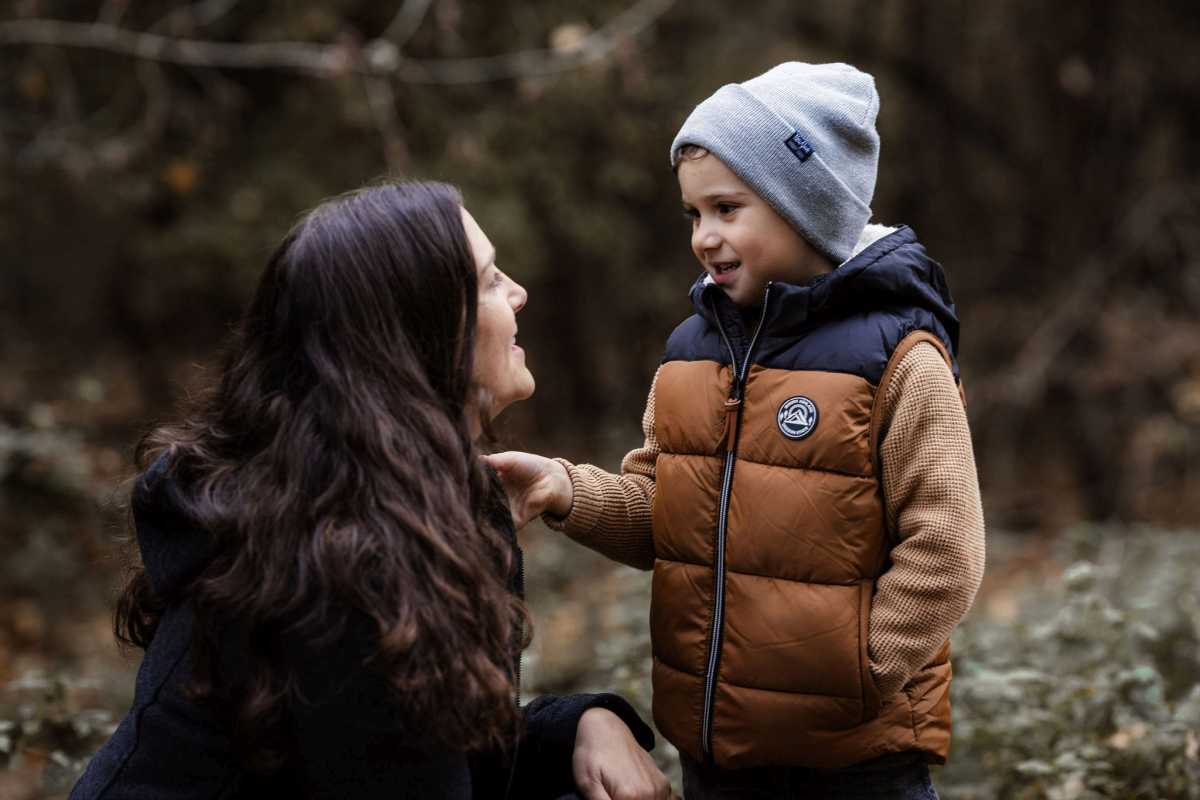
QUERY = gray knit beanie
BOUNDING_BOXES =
[670,62,880,265]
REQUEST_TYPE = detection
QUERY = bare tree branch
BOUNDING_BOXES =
[97,0,130,27]
[971,183,1197,413]
[362,74,408,175]
[0,19,343,74]
[152,0,242,35]
[134,58,171,147]
[0,0,676,171]
[0,0,678,83]
[382,0,435,49]
[393,0,677,84]
[45,40,81,124]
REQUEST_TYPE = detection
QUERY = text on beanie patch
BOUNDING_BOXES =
[784,131,815,162]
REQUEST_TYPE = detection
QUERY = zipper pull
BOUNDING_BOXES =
[723,396,742,452]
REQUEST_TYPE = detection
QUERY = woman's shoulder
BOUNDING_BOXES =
[71,601,238,799]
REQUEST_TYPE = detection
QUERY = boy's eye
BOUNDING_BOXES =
[716,202,738,215]
[681,208,699,222]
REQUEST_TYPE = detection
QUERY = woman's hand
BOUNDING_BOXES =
[572,708,676,800]
[484,451,573,528]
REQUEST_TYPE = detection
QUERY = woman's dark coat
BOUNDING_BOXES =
[70,463,654,799]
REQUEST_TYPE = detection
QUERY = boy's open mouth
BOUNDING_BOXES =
[711,260,741,275]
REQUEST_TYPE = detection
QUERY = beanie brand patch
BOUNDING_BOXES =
[784,131,815,162]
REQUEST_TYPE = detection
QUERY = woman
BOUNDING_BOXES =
[71,181,671,799]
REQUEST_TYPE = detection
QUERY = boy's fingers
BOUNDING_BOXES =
[485,451,536,482]
[482,452,511,471]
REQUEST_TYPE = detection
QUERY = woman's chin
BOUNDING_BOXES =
[485,373,536,421]
[514,371,536,403]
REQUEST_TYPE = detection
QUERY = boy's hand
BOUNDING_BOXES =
[573,708,676,800]
[484,451,573,528]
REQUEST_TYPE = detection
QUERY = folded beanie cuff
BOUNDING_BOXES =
[670,83,871,265]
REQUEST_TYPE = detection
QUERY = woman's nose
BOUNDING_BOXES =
[510,280,528,313]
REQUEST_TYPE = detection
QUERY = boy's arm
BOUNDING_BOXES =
[869,343,986,700]
[542,368,661,571]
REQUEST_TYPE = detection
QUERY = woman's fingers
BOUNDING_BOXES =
[575,774,613,800]
[573,708,675,800]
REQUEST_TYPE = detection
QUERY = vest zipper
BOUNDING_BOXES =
[700,285,772,761]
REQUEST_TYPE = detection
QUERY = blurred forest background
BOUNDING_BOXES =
[1,1,1199,797]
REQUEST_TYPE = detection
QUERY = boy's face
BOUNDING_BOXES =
[678,153,832,308]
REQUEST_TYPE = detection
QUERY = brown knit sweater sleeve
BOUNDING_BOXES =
[869,343,986,700]
[542,368,660,570]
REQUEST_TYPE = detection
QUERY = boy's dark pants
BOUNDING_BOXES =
[680,751,939,800]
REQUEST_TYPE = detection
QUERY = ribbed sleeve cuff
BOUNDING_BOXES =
[542,459,604,537]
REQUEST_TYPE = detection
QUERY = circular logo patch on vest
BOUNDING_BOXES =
[777,396,819,440]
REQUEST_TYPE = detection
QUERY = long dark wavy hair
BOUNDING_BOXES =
[115,180,528,770]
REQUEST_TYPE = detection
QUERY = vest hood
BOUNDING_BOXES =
[687,225,960,357]
[132,455,214,599]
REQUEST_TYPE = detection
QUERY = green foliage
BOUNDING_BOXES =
[518,526,1200,799]
[943,529,1200,799]
[4,525,1199,798]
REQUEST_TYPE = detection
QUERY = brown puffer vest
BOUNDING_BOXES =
[649,227,959,769]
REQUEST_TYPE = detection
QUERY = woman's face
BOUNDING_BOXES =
[462,207,535,419]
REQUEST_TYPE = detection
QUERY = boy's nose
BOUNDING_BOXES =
[692,223,721,254]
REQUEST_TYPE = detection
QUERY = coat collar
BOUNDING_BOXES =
[686,225,960,355]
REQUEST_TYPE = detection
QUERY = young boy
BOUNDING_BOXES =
[491,62,985,798]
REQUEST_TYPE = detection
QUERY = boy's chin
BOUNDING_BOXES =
[721,284,766,309]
